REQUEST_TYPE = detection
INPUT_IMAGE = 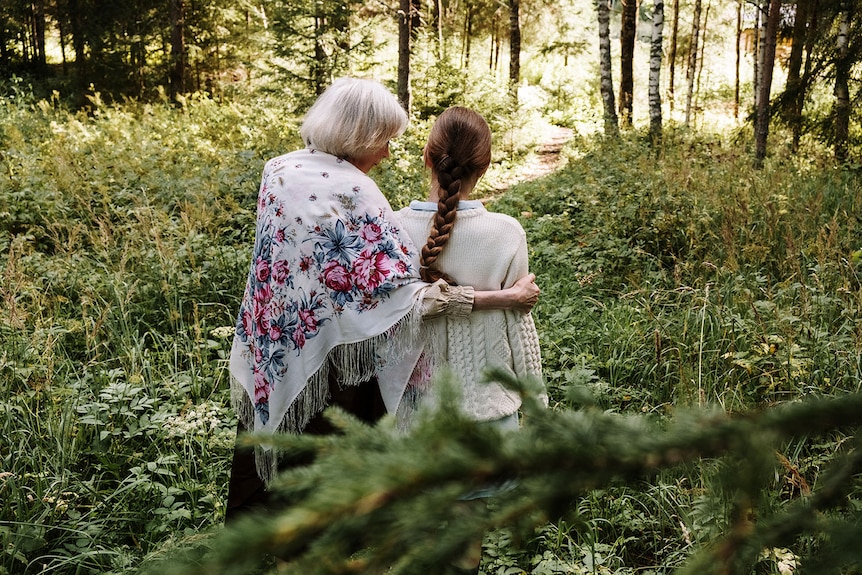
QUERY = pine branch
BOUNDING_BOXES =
[147,376,862,575]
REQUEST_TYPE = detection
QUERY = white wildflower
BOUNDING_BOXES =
[210,326,235,338]
[163,401,229,439]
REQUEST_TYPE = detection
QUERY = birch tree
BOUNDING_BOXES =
[649,0,665,145]
[684,0,702,126]
[598,0,619,135]
[833,0,851,162]
[753,0,767,112]
[668,0,680,111]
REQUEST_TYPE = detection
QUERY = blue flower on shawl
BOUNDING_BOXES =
[319,219,363,264]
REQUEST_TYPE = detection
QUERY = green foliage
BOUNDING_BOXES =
[2,75,862,575]
[0,89,292,574]
[147,377,862,575]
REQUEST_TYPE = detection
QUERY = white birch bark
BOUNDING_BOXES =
[649,0,665,143]
[684,0,701,126]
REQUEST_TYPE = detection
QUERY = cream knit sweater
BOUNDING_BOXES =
[397,200,544,421]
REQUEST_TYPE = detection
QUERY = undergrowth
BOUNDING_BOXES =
[1,84,860,574]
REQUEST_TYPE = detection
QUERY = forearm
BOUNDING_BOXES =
[473,288,518,311]
[476,273,539,313]
[420,273,539,318]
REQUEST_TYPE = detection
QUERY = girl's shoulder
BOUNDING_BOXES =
[469,209,527,235]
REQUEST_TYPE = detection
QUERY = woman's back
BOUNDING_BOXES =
[398,200,528,291]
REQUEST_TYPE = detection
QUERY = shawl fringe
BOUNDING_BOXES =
[230,303,425,483]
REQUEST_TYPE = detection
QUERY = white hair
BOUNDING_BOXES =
[300,78,408,159]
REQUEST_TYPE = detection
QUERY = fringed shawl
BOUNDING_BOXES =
[229,148,426,481]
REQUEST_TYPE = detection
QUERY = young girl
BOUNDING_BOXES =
[396,106,544,575]
[397,106,544,430]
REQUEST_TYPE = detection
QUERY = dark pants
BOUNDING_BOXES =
[225,375,387,522]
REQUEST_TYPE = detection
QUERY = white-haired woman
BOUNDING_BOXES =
[225,78,539,521]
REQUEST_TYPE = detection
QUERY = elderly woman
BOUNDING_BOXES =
[225,78,539,520]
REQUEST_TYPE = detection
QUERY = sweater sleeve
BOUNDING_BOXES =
[501,224,530,289]
[419,279,475,319]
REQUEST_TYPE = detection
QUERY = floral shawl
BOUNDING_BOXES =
[229,148,426,480]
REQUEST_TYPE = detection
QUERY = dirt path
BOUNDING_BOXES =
[483,124,574,200]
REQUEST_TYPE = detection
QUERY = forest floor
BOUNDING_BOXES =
[483,124,574,201]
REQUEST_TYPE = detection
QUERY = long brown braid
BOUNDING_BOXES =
[419,107,492,284]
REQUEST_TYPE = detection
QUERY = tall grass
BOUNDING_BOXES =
[484,126,861,573]
[2,79,860,573]
[0,87,289,574]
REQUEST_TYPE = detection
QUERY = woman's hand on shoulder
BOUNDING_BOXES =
[471,273,540,312]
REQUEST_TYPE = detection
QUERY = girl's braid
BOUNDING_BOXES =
[420,155,462,284]
[418,107,491,285]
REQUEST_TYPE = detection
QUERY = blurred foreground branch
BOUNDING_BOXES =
[144,372,862,575]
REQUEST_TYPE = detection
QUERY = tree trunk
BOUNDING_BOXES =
[598,0,619,136]
[462,4,473,69]
[33,0,47,66]
[312,10,327,95]
[795,1,820,148]
[734,0,742,120]
[668,0,680,111]
[169,0,186,101]
[68,0,86,90]
[508,0,521,100]
[411,0,422,35]
[695,1,710,113]
[435,0,444,60]
[784,0,810,151]
[754,0,781,167]
[398,0,411,111]
[57,11,67,74]
[834,1,850,162]
[619,0,637,127]
[684,0,701,126]
[649,0,665,146]
[753,0,767,111]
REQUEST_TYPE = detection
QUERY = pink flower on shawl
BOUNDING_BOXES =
[253,344,263,365]
[323,261,352,292]
[298,308,318,333]
[268,323,283,341]
[253,283,272,305]
[275,228,286,243]
[241,308,254,337]
[394,260,408,274]
[253,369,270,403]
[271,260,290,284]
[360,222,383,243]
[252,284,272,333]
[255,258,270,283]
[293,328,306,349]
[353,248,392,291]
[408,352,434,392]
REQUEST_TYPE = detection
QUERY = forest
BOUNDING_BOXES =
[1,0,861,573]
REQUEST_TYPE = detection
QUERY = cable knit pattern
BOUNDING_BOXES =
[397,201,544,421]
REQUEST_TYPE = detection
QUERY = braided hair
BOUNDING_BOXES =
[419,107,492,284]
